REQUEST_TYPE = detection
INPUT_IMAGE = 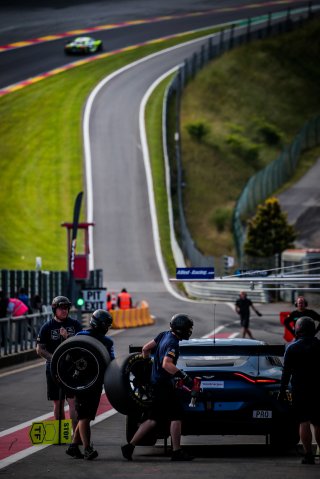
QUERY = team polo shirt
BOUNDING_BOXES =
[37,316,82,359]
[151,331,180,385]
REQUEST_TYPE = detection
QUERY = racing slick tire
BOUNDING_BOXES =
[51,335,110,395]
[104,353,153,415]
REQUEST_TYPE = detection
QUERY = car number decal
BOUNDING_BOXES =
[252,410,272,419]
[201,381,224,389]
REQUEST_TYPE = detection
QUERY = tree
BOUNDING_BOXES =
[186,121,210,143]
[244,197,296,258]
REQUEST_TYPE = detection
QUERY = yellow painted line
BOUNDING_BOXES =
[40,35,64,41]
[65,29,92,35]
[10,41,32,47]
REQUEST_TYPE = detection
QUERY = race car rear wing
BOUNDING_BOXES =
[129,344,286,357]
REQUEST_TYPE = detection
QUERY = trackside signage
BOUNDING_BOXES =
[29,419,72,445]
[176,267,214,280]
[81,288,106,312]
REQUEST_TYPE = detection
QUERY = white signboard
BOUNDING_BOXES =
[82,288,106,312]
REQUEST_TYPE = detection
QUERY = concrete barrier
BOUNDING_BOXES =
[110,301,155,329]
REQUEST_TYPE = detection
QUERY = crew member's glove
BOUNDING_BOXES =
[174,370,193,389]
[182,374,193,389]
[256,311,262,317]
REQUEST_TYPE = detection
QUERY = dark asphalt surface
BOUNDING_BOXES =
[0,0,298,42]
[278,158,320,249]
[4,301,320,479]
[0,1,307,89]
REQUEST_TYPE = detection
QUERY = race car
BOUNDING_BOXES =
[104,338,299,450]
[64,36,103,55]
[51,336,299,451]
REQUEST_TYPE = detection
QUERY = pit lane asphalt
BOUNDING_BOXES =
[4,301,320,479]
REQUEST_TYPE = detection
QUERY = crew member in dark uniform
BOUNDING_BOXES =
[36,296,82,431]
[284,296,320,339]
[66,309,115,460]
[121,313,194,462]
[279,316,320,464]
[235,291,262,339]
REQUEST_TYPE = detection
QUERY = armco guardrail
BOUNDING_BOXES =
[0,312,51,367]
[0,268,103,306]
[0,303,155,367]
[0,310,85,367]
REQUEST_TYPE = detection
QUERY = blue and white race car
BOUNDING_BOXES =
[104,338,299,450]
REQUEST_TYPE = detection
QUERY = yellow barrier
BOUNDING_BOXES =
[110,300,155,329]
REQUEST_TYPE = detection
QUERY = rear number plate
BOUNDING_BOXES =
[253,410,272,419]
[201,381,224,389]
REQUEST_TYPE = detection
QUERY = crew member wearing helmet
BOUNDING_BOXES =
[279,316,320,464]
[66,309,115,461]
[121,313,194,462]
[36,296,82,432]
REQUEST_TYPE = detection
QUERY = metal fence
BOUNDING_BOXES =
[0,312,51,358]
[233,116,320,259]
[0,268,103,306]
[0,309,87,361]
[164,2,318,272]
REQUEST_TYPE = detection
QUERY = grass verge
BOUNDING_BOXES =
[0,28,218,271]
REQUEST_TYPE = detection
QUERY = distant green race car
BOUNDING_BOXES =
[64,36,103,55]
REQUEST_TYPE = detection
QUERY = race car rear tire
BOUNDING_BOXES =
[104,353,153,415]
[51,335,110,395]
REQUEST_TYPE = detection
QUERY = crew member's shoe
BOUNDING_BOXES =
[121,443,135,461]
[66,444,84,459]
[171,449,194,461]
[84,445,98,460]
[301,453,315,465]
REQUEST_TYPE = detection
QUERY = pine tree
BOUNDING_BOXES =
[244,197,296,258]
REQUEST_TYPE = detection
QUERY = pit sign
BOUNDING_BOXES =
[29,419,72,445]
[81,288,107,312]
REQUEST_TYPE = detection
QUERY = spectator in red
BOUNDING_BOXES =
[7,297,29,316]
[117,288,132,310]
[7,297,29,344]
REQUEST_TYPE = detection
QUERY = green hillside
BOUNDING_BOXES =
[180,17,320,260]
